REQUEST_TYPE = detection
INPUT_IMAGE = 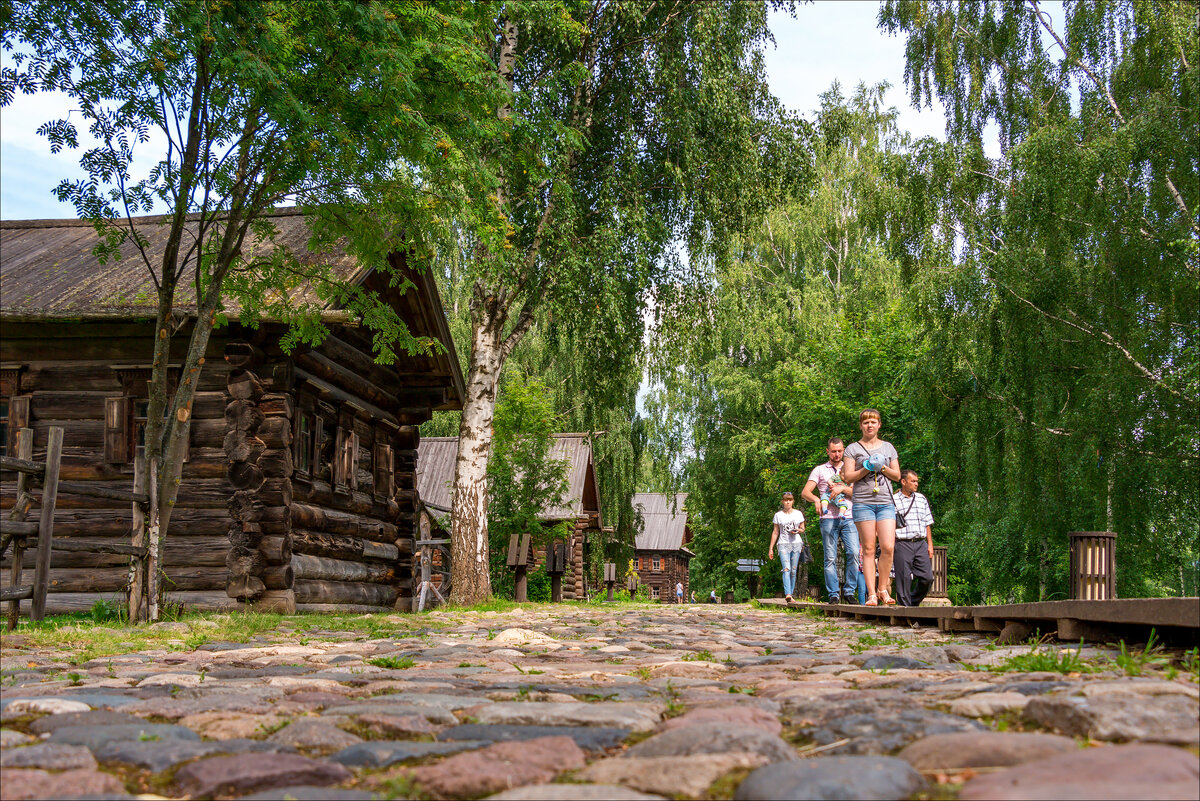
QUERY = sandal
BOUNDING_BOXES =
[864,595,879,606]
[784,595,794,604]
[881,591,896,606]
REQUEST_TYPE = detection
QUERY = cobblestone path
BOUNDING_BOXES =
[1,604,1197,800]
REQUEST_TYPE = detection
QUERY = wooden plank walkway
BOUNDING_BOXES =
[757,597,1199,644]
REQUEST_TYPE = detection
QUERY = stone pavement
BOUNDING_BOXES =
[1,604,1197,800]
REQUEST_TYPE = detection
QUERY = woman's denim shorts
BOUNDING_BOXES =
[852,503,896,523]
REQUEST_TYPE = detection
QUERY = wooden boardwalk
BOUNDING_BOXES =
[757,596,1200,644]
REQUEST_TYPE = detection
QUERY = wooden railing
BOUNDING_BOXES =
[1,427,151,627]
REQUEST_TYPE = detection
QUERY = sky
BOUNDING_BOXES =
[0,1,951,222]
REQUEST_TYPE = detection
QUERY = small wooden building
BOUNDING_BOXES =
[0,210,464,614]
[416,434,601,600]
[632,492,694,602]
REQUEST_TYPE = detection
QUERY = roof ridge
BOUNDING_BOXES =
[0,206,305,229]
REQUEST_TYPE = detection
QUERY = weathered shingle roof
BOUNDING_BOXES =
[633,493,692,553]
[0,208,356,318]
[417,434,600,522]
[0,208,465,408]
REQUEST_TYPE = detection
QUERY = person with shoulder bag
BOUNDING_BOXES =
[892,469,935,606]
[767,491,807,603]
[840,408,901,606]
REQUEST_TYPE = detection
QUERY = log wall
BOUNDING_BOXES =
[227,330,423,613]
[2,323,435,615]
[0,322,234,609]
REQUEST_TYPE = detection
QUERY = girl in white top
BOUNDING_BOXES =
[841,408,901,606]
[767,491,807,602]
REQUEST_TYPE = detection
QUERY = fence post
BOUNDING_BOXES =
[1070,531,1117,600]
[5,429,34,630]
[30,427,63,621]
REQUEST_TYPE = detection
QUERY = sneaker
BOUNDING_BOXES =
[841,593,859,605]
[827,596,840,605]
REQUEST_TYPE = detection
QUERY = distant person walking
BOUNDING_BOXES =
[841,409,900,606]
[676,581,684,604]
[767,491,807,603]
[802,438,863,604]
[893,469,935,606]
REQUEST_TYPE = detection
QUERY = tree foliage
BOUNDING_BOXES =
[446,0,805,602]
[881,0,1199,599]
[3,0,501,613]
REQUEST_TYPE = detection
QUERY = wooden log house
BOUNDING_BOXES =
[632,493,694,602]
[0,210,464,614]
[416,434,602,600]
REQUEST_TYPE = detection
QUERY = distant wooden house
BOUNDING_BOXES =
[632,493,694,602]
[0,210,463,614]
[416,433,601,600]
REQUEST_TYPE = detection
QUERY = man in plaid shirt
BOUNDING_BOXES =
[892,469,935,606]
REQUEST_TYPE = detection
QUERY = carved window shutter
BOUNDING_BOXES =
[7,395,31,454]
[347,430,360,491]
[374,441,394,500]
[333,426,347,488]
[104,397,131,463]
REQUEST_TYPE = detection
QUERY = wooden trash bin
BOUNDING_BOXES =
[603,562,617,601]
[1070,531,1116,600]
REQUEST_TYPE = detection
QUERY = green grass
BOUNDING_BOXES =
[681,649,715,662]
[968,643,1101,675]
[369,655,417,670]
[1112,630,1170,677]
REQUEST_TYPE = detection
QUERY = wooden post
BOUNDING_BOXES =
[604,562,616,601]
[548,542,565,603]
[147,459,161,621]
[6,429,34,630]
[30,427,63,621]
[507,531,531,602]
[128,453,147,623]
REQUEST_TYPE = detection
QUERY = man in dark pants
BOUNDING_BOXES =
[892,469,934,606]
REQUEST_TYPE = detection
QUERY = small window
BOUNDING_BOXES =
[650,586,660,599]
[652,556,662,571]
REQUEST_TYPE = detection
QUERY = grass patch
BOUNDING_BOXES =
[849,631,910,654]
[967,643,1101,675]
[1112,630,1169,677]
[369,655,417,670]
[681,649,715,662]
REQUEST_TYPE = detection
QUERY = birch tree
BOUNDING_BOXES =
[447,0,805,602]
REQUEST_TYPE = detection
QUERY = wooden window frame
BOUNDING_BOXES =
[332,406,360,493]
[652,555,662,572]
[373,423,396,502]
[650,586,660,600]
[108,366,187,465]
[1,365,29,457]
[292,392,317,480]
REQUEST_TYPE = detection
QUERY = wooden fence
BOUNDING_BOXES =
[1,427,152,627]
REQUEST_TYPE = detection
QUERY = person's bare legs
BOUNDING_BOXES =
[876,519,896,603]
[856,520,878,603]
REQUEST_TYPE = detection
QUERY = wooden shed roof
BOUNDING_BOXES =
[0,208,465,409]
[417,434,601,523]
[633,492,693,553]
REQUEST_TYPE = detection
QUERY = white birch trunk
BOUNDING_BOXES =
[449,320,504,604]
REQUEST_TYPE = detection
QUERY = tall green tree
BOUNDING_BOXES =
[3,0,500,615]
[648,84,936,601]
[446,0,805,602]
[881,0,1199,599]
